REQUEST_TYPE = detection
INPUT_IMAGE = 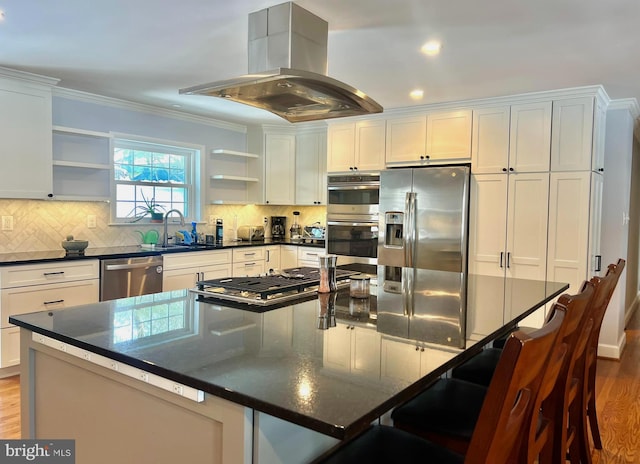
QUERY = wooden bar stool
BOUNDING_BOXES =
[582,259,625,451]
[312,307,567,464]
[391,282,595,463]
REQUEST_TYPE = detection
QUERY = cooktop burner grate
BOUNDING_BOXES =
[194,267,356,301]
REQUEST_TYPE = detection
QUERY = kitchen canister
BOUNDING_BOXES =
[349,274,371,298]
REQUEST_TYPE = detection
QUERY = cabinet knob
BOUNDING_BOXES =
[420,156,424,160]
[509,167,514,172]
[349,167,354,171]
[598,168,604,172]
[415,346,420,351]
[502,168,508,172]
[47,193,54,198]
[353,166,358,171]
[266,200,269,204]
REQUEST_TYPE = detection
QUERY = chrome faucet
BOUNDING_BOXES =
[162,209,185,247]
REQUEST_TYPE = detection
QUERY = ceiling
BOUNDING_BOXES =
[1,0,639,126]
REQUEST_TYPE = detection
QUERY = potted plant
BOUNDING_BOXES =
[128,191,166,223]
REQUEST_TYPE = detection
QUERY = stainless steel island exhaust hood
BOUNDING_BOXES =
[179,2,383,123]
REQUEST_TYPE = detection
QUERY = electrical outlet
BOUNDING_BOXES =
[209,215,215,225]
[1,216,13,231]
[87,215,97,228]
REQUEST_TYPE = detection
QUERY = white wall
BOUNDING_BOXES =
[598,106,636,357]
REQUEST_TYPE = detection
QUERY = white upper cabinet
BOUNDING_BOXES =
[550,97,595,172]
[425,110,472,160]
[471,106,511,174]
[296,130,327,205]
[385,115,427,164]
[386,110,472,165]
[354,120,386,171]
[327,122,355,172]
[0,73,57,199]
[264,133,296,205]
[327,120,385,173]
[509,102,552,172]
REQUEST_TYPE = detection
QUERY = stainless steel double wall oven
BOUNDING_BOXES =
[326,174,380,269]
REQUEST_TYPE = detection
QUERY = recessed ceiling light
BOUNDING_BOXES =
[410,89,424,100]
[421,41,442,56]
[172,104,182,108]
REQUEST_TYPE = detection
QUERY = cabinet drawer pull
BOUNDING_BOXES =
[44,299,64,305]
[244,252,256,256]
[244,262,257,266]
[43,271,65,276]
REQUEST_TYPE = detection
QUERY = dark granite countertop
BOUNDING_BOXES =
[10,273,568,439]
[0,239,324,266]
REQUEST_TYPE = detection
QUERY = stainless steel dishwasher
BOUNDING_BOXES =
[100,255,163,301]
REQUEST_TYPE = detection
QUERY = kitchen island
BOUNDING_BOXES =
[10,273,568,464]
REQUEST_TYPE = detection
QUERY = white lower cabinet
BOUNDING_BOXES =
[297,247,323,268]
[264,245,281,272]
[280,246,298,269]
[162,250,232,291]
[380,337,457,384]
[323,323,381,379]
[232,247,265,277]
[0,260,100,368]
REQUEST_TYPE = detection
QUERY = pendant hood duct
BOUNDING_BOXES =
[179,2,383,123]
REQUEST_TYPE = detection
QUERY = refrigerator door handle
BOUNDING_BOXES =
[401,267,414,317]
[404,192,417,267]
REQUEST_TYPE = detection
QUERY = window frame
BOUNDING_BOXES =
[109,133,204,225]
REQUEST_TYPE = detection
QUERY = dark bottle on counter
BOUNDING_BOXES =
[191,221,198,244]
[215,219,223,243]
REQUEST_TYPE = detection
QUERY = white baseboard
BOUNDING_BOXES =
[597,331,627,360]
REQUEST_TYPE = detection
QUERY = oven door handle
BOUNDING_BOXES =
[328,185,379,191]
[327,221,379,227]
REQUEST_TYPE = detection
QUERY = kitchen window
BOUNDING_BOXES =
[111,136,202,223]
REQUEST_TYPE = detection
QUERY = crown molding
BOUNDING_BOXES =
[52,86,248,134]
[0,66,60,87]
[608,98,640,118]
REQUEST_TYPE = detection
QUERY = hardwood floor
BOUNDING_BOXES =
[0,373,20,439]
[1,310,639,462]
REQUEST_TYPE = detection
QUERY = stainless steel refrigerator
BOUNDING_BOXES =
[376,165,470,348]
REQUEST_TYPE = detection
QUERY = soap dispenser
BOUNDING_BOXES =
[191,221,198,244]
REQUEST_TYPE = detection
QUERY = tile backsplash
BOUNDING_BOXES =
[0,199,326,254]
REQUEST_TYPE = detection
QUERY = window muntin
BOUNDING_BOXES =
[111,137,199,222]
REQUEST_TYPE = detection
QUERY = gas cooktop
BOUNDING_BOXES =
[190,267,358,307]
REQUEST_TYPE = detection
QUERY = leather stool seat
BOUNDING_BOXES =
[451,348,502,387]
[315,425,464,464]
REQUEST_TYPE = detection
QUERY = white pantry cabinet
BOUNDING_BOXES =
[0,259,99,367]
[385,110,472,166]
[326,120,386,173]
[508,102,552,172]
[296,130,327,205]
[469,172,550,281]
[0,71,57,199]
[550,96,607,172]
[546,171,603,292]
[471,106,511,174]
[472,102,552,174]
